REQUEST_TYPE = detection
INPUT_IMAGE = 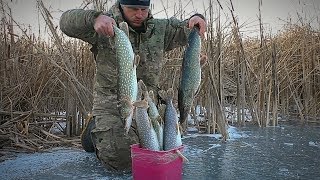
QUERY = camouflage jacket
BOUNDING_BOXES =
[60,1,192,99]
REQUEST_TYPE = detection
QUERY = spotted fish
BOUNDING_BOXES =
[133,80,160,151]
[147,91,164,150]
[113,22,138,134]
[178,27,201,125]
[159,88,182,150]
[139,82,164,150]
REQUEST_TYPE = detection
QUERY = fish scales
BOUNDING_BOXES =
[134,100,160,151]
[178,27,201,125]
[134,80,160,151]
[139,82,164,150]
[147,91,164,150]
[113,22,138,134]
[159,89,181,151]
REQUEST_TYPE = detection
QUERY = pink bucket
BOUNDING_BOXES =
[131,144,185,180]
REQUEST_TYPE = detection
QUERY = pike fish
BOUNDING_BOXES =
[139,81,164,150]
[113,22,138,134]
[178,27,201,125]
[159,88,182,151]
[133,80,160,151]
[147,90,164,150]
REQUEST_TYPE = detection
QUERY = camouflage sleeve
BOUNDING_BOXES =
[163,17,189,51]
[164,14,206,52]
[59,9,102,44]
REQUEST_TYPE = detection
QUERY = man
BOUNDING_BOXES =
[60,0,206,171]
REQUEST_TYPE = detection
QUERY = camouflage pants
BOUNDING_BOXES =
[90,89,138,171]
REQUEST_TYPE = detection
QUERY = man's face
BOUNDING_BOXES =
[122,6,149,27]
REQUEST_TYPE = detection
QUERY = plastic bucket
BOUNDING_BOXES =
[131,144,184,180]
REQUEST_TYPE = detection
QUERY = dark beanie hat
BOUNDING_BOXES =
[120,0,150,7]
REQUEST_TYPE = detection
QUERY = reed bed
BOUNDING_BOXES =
[0,0,96,155]
[0,0,319,154]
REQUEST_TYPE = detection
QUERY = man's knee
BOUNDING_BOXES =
[91,116,138,170]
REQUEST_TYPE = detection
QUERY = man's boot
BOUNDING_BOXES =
[80,114,96,152]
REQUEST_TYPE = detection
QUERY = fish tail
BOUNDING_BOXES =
[167,88,174,100]
[159,88,174,102]
[148,90,155,102]
[158,90,168,102]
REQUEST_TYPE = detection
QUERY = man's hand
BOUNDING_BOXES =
[94,14,117,37]
[188,15,206,38]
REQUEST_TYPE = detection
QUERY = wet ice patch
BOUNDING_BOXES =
[184,145,204,156]
[202,143,222,153]
[308,141,320,148]
[0,148,86,179]
[284,143,294,146]
[184,125,249,141]
[0,147,132,180]
[227,126,249,140]
[187,127,198,133]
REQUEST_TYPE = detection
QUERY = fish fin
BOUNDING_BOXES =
[158,104,166,122]
[124,111,133,134]
[133,100,149,109]
[167,88,174,100]
[139,80,147,92]
[149,90,155,102]
[175,122,180,135]
[148,117,153,128]
[138,80,149,99]
[120,96,132,107]
[158,90,167,102]
[178,123,184,135]
[159,88,174,102]
[157,116,164,125]
[200,54,208,68]
[134,54,140,67]
[136,81,143,100]
[119,22,129,37]
[194,83,202,98]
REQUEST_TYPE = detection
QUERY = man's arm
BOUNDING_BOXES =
[164,14,206,51]
[59,9,102,44]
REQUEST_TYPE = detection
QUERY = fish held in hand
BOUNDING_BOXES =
[178,27,202,125]
[113,22,139,134]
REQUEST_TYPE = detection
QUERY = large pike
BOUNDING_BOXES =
[159,88,182,151]
[113,22,138,134]
[133,80,160,151]
[178,27,201,125]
